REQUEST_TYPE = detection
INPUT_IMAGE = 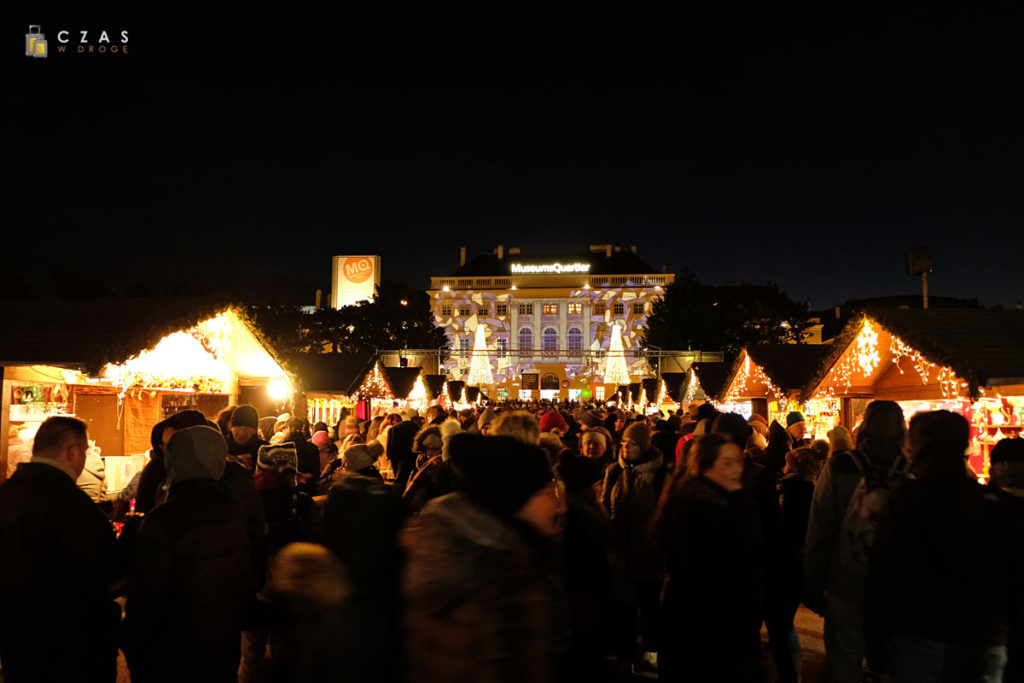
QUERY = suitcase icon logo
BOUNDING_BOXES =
[26,25,47,58]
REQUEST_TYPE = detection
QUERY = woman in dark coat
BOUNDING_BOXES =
[654,432,763,682]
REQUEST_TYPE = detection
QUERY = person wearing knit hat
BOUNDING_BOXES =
[476,407,496,435]
[136,409,214,514]
[227,404,267,473]
[340,442,384,478]
[539,409,569,435]
[122,427,252,683]
[579,411,603,430]
[603,419,667,671]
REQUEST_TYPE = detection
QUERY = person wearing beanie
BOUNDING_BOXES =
[557,454,613,681]
[122,426,253,683]
[476,407,496,435]
[228,404,268,472]
[539,409,569,436]
[601,420,667,673]
[404,433,564,683]
[762,410,809,479]
[579,410,603,431]
[134,409,212,514]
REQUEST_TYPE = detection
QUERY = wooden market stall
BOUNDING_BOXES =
[681,362,733,409]
[805,309,1024,479]
[0,298,293,490]
[718,344,835,436]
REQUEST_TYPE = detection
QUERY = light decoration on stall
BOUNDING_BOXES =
[103,331,231,397]
[466,323,494,386]
[603,323,632,386]
[657,379,668,406]
[818,318,884,399]
[192,313,234,357]
[888,333,969,399]
[407,374,427,405]
[724,353,785,404]
[684,371,702,404]
[355,363,394,400]
[638,385,648,408]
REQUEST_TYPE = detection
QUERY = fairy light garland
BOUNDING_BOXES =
[356,363,394,400]
[725,353,785,404]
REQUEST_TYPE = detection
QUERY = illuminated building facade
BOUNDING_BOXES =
[428,244,676,401]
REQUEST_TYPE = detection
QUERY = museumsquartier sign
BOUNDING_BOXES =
[510,262,591,274]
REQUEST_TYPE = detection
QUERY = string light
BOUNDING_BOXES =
[603,323,631,385]
[407,374,427,403]
[466,323,494,386]
[355,363,394,400]
[724,352,785,404]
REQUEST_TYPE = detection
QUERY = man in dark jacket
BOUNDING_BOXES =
[227,404,268,472]
[762,411,809,478]
[0,416,119,683]
[122,425,252,683]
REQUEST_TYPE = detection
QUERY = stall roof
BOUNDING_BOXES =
[380,366,423,399]
[0,298,286,377]
[689,362,732,402]
[807,309,1024,396]
[661,372,687,402]
[287,352,375,394]
[730,344,835,396]
[423,375,448,399]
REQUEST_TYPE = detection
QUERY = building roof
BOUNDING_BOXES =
[0,297,280,376]
[811,295,983,341]
[450,249,662,277]
[689,362,732,401]
[736,344,835,395]
[288,352,375,394]
[808,309,1024,396]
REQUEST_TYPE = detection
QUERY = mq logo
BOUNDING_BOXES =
[342,257,374,284]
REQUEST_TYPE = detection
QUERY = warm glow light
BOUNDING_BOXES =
[104,331,231,394]
[603,323,631,385]
[407,374,427,403]
[466,323,495,386]
[725,351,784,404]
[267,378,291,400]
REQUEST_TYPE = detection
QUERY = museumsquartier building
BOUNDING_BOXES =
[427,244,677,401]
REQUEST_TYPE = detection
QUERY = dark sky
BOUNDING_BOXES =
[8,9,1024,309]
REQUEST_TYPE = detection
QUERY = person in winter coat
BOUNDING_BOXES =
[135,409,210,513]
[865,410,1022,682]
[122,426,252,683]
[804,400,907,683]
[266,542,363,683]
[402,421,459,516]
[323,442,407,682]
[654,432,763,682]
[762,411,809,478]
[988,437,1024,683]
[403,433,565,683]
[601,421,667,672]
[556,454,612,682]
[227,405,269,472]
[0,416,120,683]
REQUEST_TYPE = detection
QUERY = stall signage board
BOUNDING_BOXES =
[522,373,539,390]
[331,255,381,308]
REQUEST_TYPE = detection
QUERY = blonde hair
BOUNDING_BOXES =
[270,542,348,606]
[490,410,540,445]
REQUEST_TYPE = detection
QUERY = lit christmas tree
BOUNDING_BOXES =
[603,323,631,386]
[407,373,427,404]
[466,323,494,386]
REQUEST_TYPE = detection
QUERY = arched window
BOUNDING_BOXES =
[518,328,534,354]
[567,327,583,353]
[543,327,559,351]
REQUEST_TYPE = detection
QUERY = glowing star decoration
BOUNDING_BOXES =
[466,323,494,386]
[603,323,631,386]
[855,319,881,377]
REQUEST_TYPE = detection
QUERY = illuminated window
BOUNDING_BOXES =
[567,302,582,315]
[518,328,534,353]
[458,305,472,316]
[595,386,605,401]
[633,303,645,315]
[593,303,606,316]
[519,303,533,315]
[543,304,558,315]
[495,303,507,316]
[496,336,508,358]
[459,337,470,358]
[457,279,473,288]
[543,328,559,351]
[441,305,452,317]
[568,328,583,354]
[613,302,624,315]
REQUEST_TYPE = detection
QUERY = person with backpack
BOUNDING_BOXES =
[804,400,908,683]
[864,410,1022,682]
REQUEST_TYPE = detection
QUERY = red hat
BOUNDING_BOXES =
[538,410,568,434]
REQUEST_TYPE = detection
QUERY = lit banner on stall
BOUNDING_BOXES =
[511,262,591,274]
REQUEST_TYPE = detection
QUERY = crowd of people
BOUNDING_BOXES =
[0,396,1023,682]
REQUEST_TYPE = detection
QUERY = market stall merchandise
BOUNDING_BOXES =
[805,309,1024,481]
[0,299,293,491]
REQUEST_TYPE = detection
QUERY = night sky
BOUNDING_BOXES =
[8,9,1024,310]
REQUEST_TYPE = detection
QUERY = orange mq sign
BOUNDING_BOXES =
[343,257,374,284]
